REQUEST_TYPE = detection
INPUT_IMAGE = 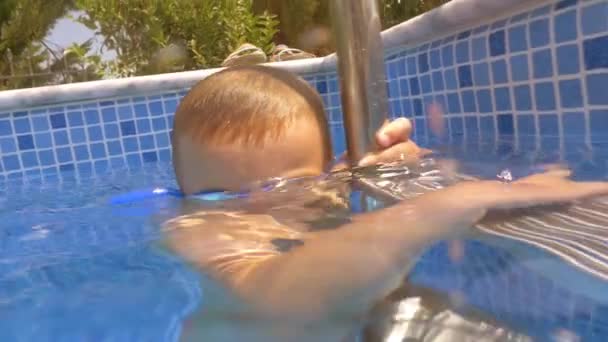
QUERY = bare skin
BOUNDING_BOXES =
[166,117,608,341]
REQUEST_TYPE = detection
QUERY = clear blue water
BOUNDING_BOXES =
[1,138,607,341]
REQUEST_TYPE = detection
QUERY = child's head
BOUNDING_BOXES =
[172,65,333,195]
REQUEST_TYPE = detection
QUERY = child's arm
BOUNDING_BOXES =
[165,170,608,328]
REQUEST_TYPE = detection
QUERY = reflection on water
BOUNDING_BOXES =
[0,139,607,340]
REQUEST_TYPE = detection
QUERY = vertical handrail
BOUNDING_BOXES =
[330,0,389,165]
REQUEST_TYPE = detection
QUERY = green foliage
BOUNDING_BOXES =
[381,0,451,29]
[75,0,279,77]
[0,0,76,90]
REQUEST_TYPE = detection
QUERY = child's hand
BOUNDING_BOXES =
[358,118,431,167]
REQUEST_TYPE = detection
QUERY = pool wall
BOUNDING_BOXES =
[0,0,606,179]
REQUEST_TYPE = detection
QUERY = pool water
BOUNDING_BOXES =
[1,138,607,341]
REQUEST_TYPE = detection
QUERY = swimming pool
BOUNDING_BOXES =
[0,0,607,340]
[0,138,606,341]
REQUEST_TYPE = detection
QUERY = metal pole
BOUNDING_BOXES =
[330,0,389,165]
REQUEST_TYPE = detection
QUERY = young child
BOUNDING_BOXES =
[165,65,608,341]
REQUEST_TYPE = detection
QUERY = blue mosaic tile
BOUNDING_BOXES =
[407,56,417,74]
[17,135,34,150]
[73,145,89,161]
[511,13,529,23]
[457,30,471,40]
[87,126,103,142]
[539,114,559,135]
[517,114,536,135]
[450,117,464,135]
[103,123,120,139]
[583,35,608,70]
[555,10,578,43]
[120,121,137,136]
[514,85,533,111]
[491,60,508,84]
[32,116,49,132]
[67,111,84,127]
[473,63,490,86]
[59,163,75,172]
[90,143,106,159]
[2,155,20,171]
[142,151,158,163]
[587,73,608,105]
[490,19,508,30]
[432,71,444,91]
[465,116,479,136]
[510,54,530,81]
[472,37,487,61]
[123,137,139,153]
[455,41,470,63]
[555,0,578,11]
[530,19,550,48]
[70,128,86,144]
[556,44,580,75]
[134,103,149,118]
[562,112,586,136]
[441,45,454,67]
[155,132,170,148]
[558,79,584,108]
[34,133,52,149]
[473,24,490,35]
[508,25,528,53]
[420,75,432,94]
[461,90,477,112]
[476,89,493,113]
[99,100,115,107]
[101,107,117,122]
[126,154,142,168]
[409,77,420,95]
[497,114,514,135]
[458,65,473,88]
[118,105,134,121]
[413,98,423,116]
[480,116,496,139]
[84,109,100,125]
[494,87,512,111]
[418,53,429,73]
[430,49,441,69]
[13,118,31,134]
[0,120,12,136]
[395,60,406,76]
[38,150,55,166]
[21,151,38,168]
[581,2,608,36]
[489,30,506,56]
[106,141,122,156]
[139,135,155,150]
[388,80,399,97]
[532,49,553,78]
[53,130,69,146]
[589,110,608,140]
[444,69,458,89]
[447,93,461,114]
[56,147,73,163]
[534,82,556,110]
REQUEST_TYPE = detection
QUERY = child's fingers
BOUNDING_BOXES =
[376,118,412,148]
[358,142,422,167]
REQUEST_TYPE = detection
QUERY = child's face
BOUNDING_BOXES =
[175,117,328,194]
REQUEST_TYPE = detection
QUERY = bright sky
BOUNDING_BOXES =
[45,11,115,60]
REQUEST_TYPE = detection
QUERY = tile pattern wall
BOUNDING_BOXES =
[0,0,607,181]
